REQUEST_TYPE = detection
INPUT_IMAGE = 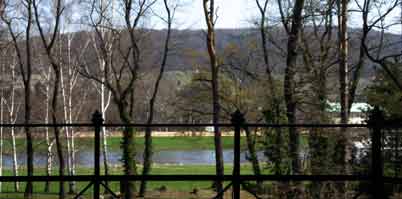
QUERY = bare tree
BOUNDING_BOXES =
[32,0,65,197]
[335,5,352,197]
[0,43,8,193]
[255,0,284,179]
[361,0,402,91]
[58,25,90,193]
[202,0,225,196]
[0,42,22,194]
[1,0,34,196]
[139,0,175,196]
[299,0,336,197]
[279,0,305,176]
[81,0,156,198]
[41,64,54,193]
[337,0,349,124]
[6,56,20,193]
[86,0,114,187]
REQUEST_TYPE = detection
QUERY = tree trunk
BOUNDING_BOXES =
[336,0,351,197]
[139,127,153,196]
[68,40,77,193]
[32,0,64,196]
[118,101,137,199]
[244,127,262,188]
[0,98,3,192]
[44,66,52,193]
[3,2,33,196]
[45,136,53,193]
[23,2,34,198]
[310,72,329,199]
[256,0,284,177]
[202,0,224,196]
[101,83,111,189]
[24,72,33,198]
[139,1,171,195]
[60,66,74,194]
[338,0,349,126]
[9,66,19,192]
[10,124,19,192]
[52,65,65,199]
[285,0,305,176]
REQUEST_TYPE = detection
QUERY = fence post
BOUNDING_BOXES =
[231,110,244,199]
[92,110,103,199]
[368,106,385,198]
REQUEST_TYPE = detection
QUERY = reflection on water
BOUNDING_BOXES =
[3,150,267,167]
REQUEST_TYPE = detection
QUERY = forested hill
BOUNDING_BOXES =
[16,27,399,76]
[130,27,399,76]
[0,27,399,123]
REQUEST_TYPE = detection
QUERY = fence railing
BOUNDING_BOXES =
[0,107,400,199]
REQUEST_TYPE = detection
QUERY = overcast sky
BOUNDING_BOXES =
[147,0,401,34]
[171,0,258,29]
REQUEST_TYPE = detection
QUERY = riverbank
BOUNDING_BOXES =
[6,135,309,153]
[4,136,253,154]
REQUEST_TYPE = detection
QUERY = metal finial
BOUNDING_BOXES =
[92,110,104,125]
[368,106,384,125]
[231,109,245,125]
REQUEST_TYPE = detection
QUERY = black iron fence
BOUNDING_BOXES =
[0,107,400,199]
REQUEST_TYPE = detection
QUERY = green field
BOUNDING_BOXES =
[0,164,262,198]
[5,135,311,153]
[0,135,311,198]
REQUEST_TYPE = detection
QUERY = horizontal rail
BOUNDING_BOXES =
[0,123,390,128]
[0,175,381,182]
[1,123,401,128]
[384,177,402,184]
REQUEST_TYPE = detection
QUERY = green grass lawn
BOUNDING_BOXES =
[0,133,311,198]
[6,134,311,154]
[0,164,263,197]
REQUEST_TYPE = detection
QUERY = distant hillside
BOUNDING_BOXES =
[0,27,400,123]
[134,28,399,76]
[1,27,395,77]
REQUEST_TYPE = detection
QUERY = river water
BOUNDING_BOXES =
[4,149,267,167]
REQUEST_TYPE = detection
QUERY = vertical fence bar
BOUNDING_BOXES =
[92,110,103,199]
[231,110,244,199]
[369,106,385,198]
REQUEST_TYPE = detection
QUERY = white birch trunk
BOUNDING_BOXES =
[44,65,53,192]
[97,0,114,181]
[101,79,112,178]
[60,64,73,189]
[9,64,19,192]
[67,37,77,192]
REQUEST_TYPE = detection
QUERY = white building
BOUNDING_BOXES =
[327,101,372,124]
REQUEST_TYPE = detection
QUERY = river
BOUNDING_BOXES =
[3,149,268,167]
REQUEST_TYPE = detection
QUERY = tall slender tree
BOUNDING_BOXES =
[86,0,115,187]
[255,0,285,178]
[139,0,174,196]
[81,1,156,198]
[202,0,224,196]
[361,0,402,92]
[32,0,65,197]
[335,0,351,197]
[300,0,336,197]
[40,64,54,193]
[1,1,34,196]
[281,0,305,175]
[7,57,19,193]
